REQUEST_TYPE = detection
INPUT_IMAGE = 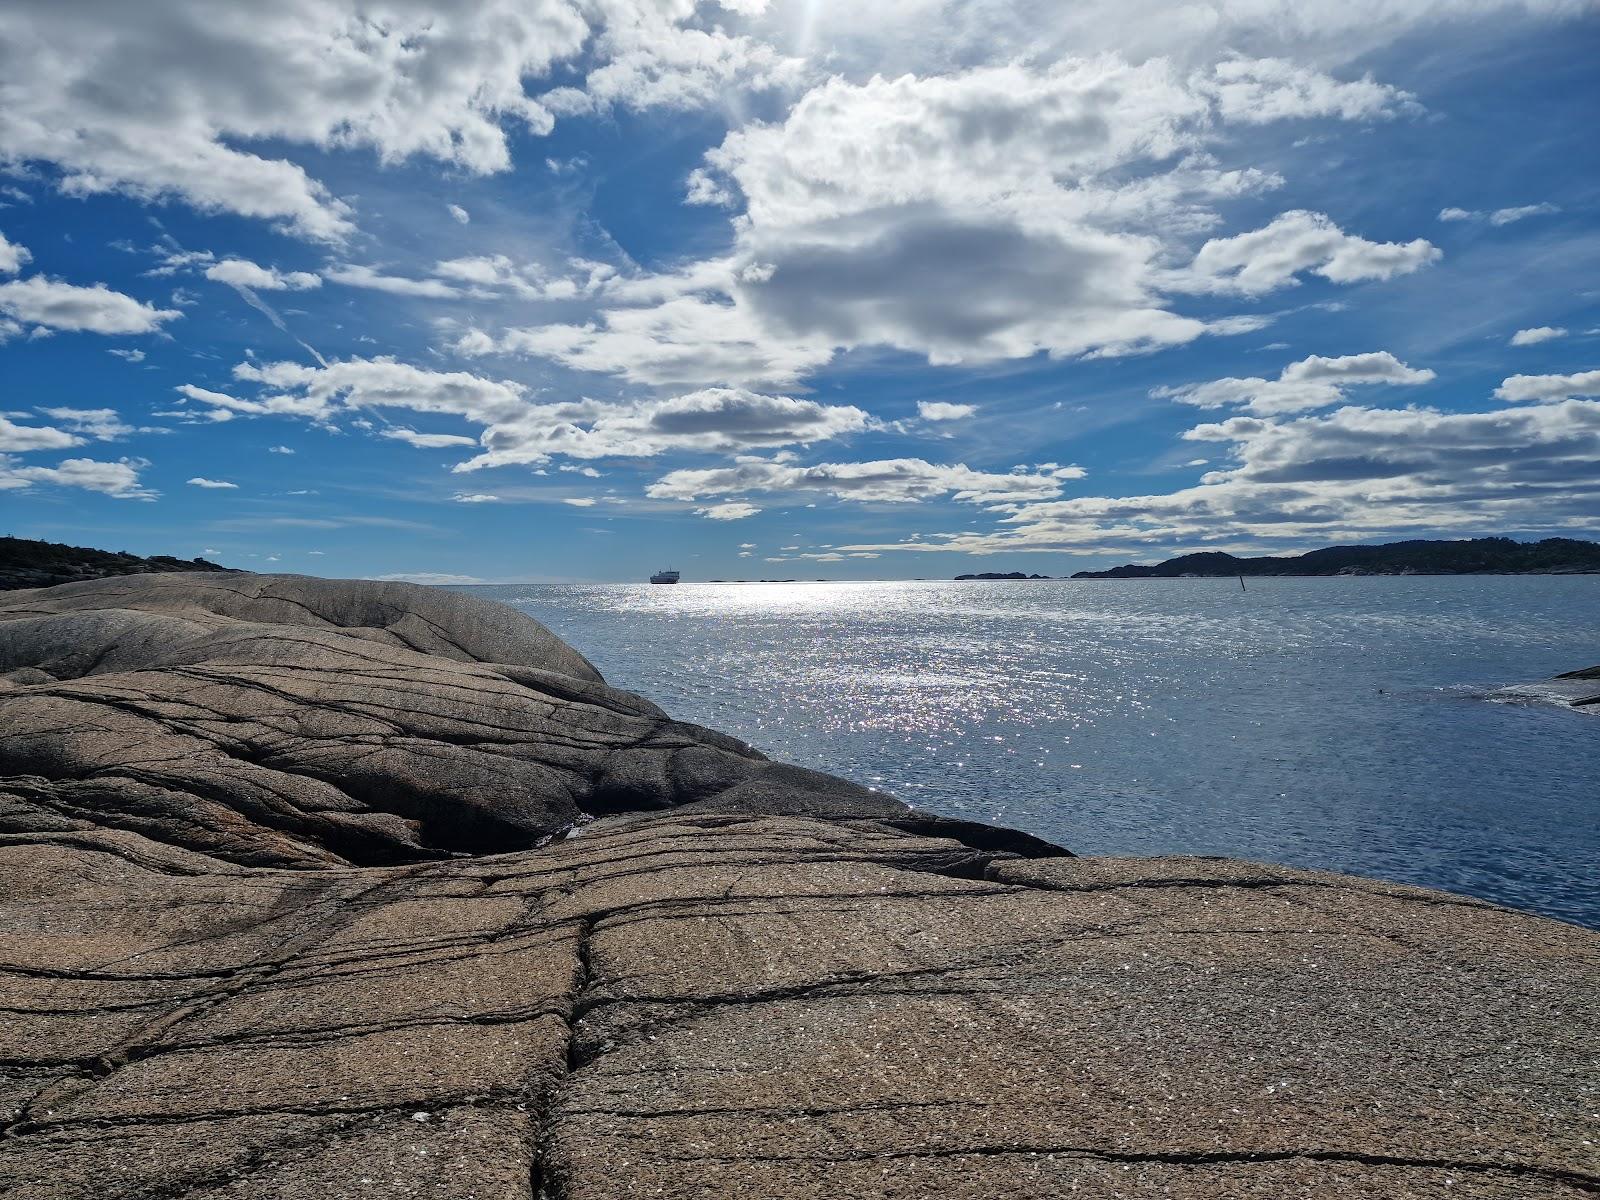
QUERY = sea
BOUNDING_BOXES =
[457,577,1600,929]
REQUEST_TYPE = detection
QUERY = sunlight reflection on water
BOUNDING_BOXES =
[459,576,1600,928]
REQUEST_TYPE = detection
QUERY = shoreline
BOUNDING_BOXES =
[1,574,1595,1198]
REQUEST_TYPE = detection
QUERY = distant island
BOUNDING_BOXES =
[1071,537,1600,579]
[955,571,1054,581]
[0,535,235,591]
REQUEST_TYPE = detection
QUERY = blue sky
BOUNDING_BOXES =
[1,1,1597,583]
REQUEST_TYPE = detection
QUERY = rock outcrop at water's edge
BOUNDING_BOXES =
[1488,664,1600,714]
[1,574,1595,1198]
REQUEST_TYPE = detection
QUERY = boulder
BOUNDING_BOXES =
[0,575,1594,1198]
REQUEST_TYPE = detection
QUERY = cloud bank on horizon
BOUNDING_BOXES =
[0,0,1596,579]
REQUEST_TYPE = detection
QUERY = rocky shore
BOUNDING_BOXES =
[1,575,1595,1198]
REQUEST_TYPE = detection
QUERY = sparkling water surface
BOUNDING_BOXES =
[457,577,1600,928]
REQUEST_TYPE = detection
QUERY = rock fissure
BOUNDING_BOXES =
[1,575,1593,1200]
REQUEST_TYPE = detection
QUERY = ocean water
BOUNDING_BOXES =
[458,577,1600,928]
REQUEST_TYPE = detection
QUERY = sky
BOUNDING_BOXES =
[1,1,1597,584]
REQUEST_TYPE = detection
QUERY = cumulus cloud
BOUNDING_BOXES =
[0,229,30,274]
[1495,370,1600,403]
[838,400,1600,555]
[461,295,833,387]
[1158,350,1435,414]
[448,204,471,224]
[471,56,1438,385]
[0,2,793,241]
[205,259,321,291]
[1509,326,1567,346]
[1198,57,1419,123]
[0,455,155,499]
[1182,211,1440,294]
[190,359,874,469]
[536,3,801,117]
[649,457,1073,508]
[36,407,147,440]
[452,493,499,503]
[457,386,871,471]
[0,277,180,334]
[187,477,239,489]
[185,359,530,426]
[0,415,82,452]
[563,497,597,507]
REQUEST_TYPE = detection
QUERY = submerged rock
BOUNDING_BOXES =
[0,575,1594,1198]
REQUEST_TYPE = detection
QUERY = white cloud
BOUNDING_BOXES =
[448,204,471,225]
[0,415,81,452]
[429,254,613,301]
[382,428,481,449]
[1438,202,1560,226]
[478,57,1436,386]
[1182,211,1440,294]
[649,457,1073,508]
[1198,57,1419,123]
[452,492,499,503]
[0,455,155,499]
[695,501,762,520]
[0,277,181,334]
[1509,326,1567,346]
[36,407,146,440]
[838,399,1600,555]
[463,294,834,387]
[1495,370,1600,403]
[187,477,239,489]
[108,348,146,362]
[268,445,295,454]
[182,359,530,426]
[563,497,597,507]
[536,4,801,117]
[459,386,872,471]
[323,265,466,299]
[0,229,30,274]
[1158,350,1435,414]
[205,259,321,291]
[1491,203,1560,226]
[0,2,809,241]
[192,359,873,469]
[917,401,976,421]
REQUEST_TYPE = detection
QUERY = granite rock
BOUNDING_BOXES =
[0,575,1594,1198]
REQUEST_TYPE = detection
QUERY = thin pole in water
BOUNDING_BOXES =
[1239,574,1247,591]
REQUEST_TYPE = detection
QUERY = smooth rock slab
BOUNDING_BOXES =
[1,819,1594,1198]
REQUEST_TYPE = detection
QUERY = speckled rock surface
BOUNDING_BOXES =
[1,576,1595,1198]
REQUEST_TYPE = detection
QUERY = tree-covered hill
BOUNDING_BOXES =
[0,536,237,591]
[1071,537,1600,579]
